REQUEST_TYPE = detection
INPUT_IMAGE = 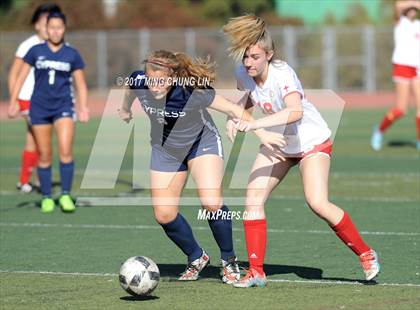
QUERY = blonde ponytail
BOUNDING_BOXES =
[222,14,275,62]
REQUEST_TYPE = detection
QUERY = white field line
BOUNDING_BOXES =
[0,269,419,288]
[0,192,417,204]
[73,196,418,206]
[0,169,417,176]
[0,166,419,174]
[0,222,419,237]
[74,195,418,206]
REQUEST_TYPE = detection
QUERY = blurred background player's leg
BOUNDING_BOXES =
[17,112,39,193]
[411,75,420,149]
[371,69,410,151]
[372,3,420,151]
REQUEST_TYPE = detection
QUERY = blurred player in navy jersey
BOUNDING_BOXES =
[7,3,62,193]
[119,50,285,283]
[9,12,89,213]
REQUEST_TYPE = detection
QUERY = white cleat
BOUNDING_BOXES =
[233,268,267,288]
[178,249,210,281]
[360,249,381,281]
[370,127,383,151]
[16,182,33,194]
[221,256,240,284]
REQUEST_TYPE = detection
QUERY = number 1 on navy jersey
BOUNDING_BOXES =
[48,69,55,85]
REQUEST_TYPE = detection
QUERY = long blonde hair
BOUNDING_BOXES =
[222,14,275,62]
[144,50,215,87]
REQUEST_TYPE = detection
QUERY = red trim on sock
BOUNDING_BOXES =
[416,116,420,140]
[379,107,404,132]
[244,219,266,275]
[19,150,38,184]
[332,212,370,256]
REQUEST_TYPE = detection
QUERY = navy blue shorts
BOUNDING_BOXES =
[150,132,224,172]
[29,105,76,125]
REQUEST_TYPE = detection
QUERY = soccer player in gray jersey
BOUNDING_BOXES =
[119,50,285,283]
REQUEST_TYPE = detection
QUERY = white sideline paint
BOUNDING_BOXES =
[1,222,419,237]
[1,187,419,203]
[73,195,419,206]
[0,269,419,288]
[1,168,419,177]
[0,192,415,204]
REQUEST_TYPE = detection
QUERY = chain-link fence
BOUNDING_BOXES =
[0,26,394,100]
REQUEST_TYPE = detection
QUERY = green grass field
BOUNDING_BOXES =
[0,108,419,310]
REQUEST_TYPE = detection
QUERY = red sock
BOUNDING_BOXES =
[19,150,38,184]
[331,212,370,256]
[379,107,404,133]
[30,151,39,169]
[244,219,266,275]
[416,116,420,140]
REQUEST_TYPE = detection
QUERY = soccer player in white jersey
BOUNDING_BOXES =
[8,3,62,193]
[222,15,381,288]
[371,0,420,150]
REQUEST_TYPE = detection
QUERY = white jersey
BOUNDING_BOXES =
[15,35,44,100]
[235,62,331,155]
[392,16,420,68]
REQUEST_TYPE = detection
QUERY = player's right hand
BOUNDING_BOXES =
[258,129,287,150]
[7,101,19,119]
[78,106,90,123]
[118,108,132,123]
[225,118,237,142]
[258,130,287,162]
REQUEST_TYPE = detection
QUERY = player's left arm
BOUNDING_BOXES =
[73,69,89,123]
[209,94,252,122]
[209,94,286,149]
[235,92,303,131]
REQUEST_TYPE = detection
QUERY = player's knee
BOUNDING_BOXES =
[59,155,73,164]
[59,150,73,162]
[38,152,52,166]
[246,189,266,208]
[305,197,329,217]
[154,212,177,225]
[202,203,222,213]
[201,196,223,213]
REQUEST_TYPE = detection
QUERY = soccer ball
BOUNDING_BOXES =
[119,256,160,296]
